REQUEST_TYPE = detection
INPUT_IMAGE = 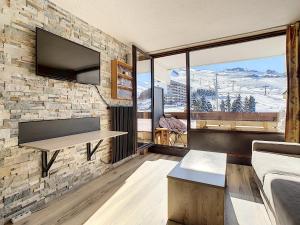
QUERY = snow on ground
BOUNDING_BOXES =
[190,69,287,112]
[137,68,287,113]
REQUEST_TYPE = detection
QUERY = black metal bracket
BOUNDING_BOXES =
[87,139,103,161]
[40,139,104,177]
[41,150,60,178]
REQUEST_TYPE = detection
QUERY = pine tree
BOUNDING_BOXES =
[192,95,205,112]
[191,92,198,111]
[192,97,201,111]
[207,100,213,112]
[192,95,214,112]
[225,94,231,112]
[231,94,243,112]
[200,96,208,112]
[249,96,256,112]
[220,100,226,112]
[243,96,250,112]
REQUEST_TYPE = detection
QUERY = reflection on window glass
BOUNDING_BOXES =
[190,55,287,132]
[137,72,152,111]
[137,54,152,146]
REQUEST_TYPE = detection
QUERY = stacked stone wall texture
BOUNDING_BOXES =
[0,0,131,223]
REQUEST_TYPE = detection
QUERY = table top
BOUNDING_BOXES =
[168,150,227,188]
[20,130,127,152]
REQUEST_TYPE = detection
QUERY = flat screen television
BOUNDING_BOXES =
[36,28,100,85]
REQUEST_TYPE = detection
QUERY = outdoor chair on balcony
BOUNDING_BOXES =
[158,114,187,146]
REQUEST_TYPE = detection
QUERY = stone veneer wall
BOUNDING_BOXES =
[0,0,131,223]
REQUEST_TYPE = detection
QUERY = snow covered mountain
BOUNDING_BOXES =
[188,68,286,112]
[137,67,287,113]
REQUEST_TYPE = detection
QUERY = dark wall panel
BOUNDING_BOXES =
[189,130,285,164]
[19,117,100,144]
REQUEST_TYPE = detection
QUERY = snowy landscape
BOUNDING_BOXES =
[137,58,287,114]
[178,67,286,113]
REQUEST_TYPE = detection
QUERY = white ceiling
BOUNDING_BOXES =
[51,0,300,52]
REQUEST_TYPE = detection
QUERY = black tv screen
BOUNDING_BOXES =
[36,28,100,85]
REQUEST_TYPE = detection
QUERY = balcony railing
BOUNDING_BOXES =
[137,111,280,132]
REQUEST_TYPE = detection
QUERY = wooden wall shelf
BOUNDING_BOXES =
[118,85,133,91]
[20,130,127,177]
[118,73,133,80]
[111,60,133,100]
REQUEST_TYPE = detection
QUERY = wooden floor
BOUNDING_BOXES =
[13,153,271,225]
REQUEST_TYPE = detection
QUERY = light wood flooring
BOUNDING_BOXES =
[12,153,271,225]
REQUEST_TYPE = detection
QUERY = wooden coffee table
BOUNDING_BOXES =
[167,150,227,225]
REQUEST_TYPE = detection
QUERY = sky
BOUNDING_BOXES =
[192,55,286,73]
[138,55,287,84]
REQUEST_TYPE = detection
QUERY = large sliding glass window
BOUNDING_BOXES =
[189,36,287,132]
[154,54,187,147]
[136,50,153,147]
